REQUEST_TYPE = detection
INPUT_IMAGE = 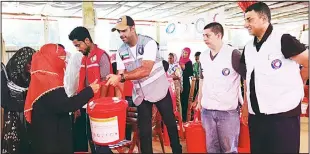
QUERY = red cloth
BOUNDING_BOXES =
[24,44,66,123]
[123,81,133,97]
[237,1,257,12]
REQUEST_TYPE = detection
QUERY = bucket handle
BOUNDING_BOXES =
[86,81,125,113]
[99,81,124,98]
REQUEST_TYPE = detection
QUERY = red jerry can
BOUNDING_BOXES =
[184,110,206,153]
[238,118,251,153]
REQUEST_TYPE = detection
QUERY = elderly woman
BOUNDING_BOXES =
[1,47,36,154]
[167,53,183,119]
[24,44,100,154]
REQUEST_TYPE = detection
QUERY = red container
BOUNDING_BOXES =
[238,119,250,152]
[87,96,128,146]
[184,110,206,153]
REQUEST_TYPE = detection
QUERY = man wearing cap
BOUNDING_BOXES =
[107,15,182,153]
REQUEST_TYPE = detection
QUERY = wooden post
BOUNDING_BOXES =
[1,34,8,64]
[43,17,49,44]
[82,1,96,41]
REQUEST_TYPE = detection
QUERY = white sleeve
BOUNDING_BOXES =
[142,40,157,61]
[116,50,125,71]
[64,52,83,97]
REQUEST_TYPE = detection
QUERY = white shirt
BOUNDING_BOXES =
[116,40,158,71]
[64,52,83,97]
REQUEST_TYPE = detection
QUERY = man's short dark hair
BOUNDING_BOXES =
[68,26,93,43]
[204,22,224,38]
[245,2,271,23]
[195,52,201,57]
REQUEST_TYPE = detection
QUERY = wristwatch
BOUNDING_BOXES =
[120,74,125,83]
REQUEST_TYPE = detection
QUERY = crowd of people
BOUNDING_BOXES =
[1,2,309,154]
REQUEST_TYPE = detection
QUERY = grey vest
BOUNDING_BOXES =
[118,34,169,106]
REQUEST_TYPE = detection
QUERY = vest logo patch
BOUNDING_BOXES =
[271,59,282,69]
[120,52,130,60]
[91,55,97,63]
[138,46,144,55]
[222,68,230,76]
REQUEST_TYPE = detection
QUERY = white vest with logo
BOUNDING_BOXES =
[201,44,240,110]
[118,34,169,106]
[244,30,304,115]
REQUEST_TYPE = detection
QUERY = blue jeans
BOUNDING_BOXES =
[201,108,240,153]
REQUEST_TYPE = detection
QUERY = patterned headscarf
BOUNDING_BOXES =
[24,44,66,123]
[5,47,36,88]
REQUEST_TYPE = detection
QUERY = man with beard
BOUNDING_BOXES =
[107,15,182,154]
[68,26,114,154]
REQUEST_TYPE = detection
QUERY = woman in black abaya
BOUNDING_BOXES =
[1,47,36,153]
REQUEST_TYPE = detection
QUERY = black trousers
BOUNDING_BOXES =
[193,78,199,101]
[138,90,182,154]
[181,81,190,122]
[125,96,135,140]
[248,114,300,153]
[72,109,88,152]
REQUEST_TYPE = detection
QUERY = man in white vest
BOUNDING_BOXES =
[106,15,182,154]
[240,2,309,153]
[196,22,242,153]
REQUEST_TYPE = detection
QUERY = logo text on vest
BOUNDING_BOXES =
[271,59,282,69]
[222,68,230,76]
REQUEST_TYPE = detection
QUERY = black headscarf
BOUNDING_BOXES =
[5,47,36,88]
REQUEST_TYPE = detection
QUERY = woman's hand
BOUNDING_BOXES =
[89,79,100,93]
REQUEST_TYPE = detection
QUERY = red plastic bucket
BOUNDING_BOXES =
[87,86,128,145]
[184,110,206,153]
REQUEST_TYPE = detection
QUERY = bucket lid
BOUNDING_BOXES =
[88,97,128,113]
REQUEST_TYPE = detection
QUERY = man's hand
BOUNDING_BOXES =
[195,101,202,111]
[106,74,121,86]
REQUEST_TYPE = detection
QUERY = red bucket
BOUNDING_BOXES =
[87,83,128,146]
[184,110,206,153]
